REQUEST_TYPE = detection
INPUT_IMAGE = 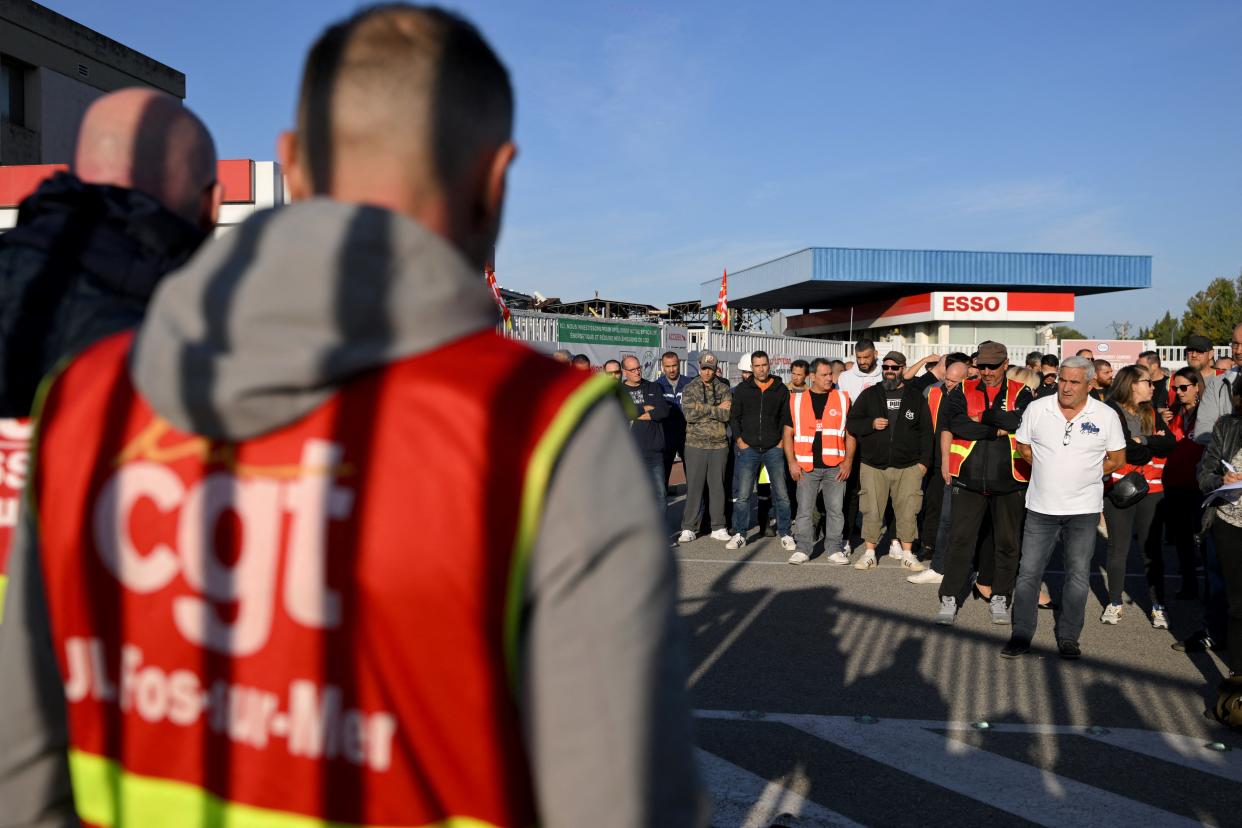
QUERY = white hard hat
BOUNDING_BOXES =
[737,352,752,372]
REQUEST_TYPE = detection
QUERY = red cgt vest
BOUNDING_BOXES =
[789,388,850,471]
[0,417,31,617]
[927,386,944,431]
[947,379,1031,483]
[32,329,618,828]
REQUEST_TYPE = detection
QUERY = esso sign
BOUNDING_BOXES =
[942,295,1001,313]
[933,292,1008,320]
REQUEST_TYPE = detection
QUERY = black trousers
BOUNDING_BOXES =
[1103,492,1165,607]
[843,470,861,545]
[1163,486,1202,591]
[920,473,946,554]
[1212,519,1242,675]
[939,487,1026,601]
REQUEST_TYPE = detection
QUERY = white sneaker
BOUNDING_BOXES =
[907,569,943,585]
[900,552,926,572]
[1100,604,1123,625]
[1150,607,1169,629]
[843,541,852,556]
[787,550,810,565]
[676,530,695,544]
[826,551,851,565]
[725,533,747,550]
[888,539,903,559]
[854,551,877,570]
[780,535,797,551]
[710,528,732,542]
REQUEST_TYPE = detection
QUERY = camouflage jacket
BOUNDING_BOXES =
[681,375,732,449]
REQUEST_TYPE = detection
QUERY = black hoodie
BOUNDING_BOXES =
[0,172,207,416]
[847,381,933,469]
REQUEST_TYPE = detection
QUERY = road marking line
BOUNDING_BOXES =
[696,748,864,828]
[697,710,1220,827]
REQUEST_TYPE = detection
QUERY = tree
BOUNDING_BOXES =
[1050,325,1085,340]
[1109,320,1136,339]
[1179,271,1242,344]
[1139,311,1180,345]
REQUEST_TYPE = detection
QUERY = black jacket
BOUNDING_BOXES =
[729,376,790,451]
[1198,415,1242,535]
[623,378,669,455]
[945,380,1033,494]
[846,382,933,470]
[0,172,207,416]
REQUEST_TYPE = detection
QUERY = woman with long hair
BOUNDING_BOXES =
[1163,366,1207,599]
[1102,364,1177,628]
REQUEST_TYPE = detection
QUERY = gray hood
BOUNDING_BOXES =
[132,199,499,441]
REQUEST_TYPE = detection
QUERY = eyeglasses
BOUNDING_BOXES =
[977,363,1003,371]
[1135,378,1153,386]
[1172,383,1194,392]
[881,363,902,371]
[1063,421,1074,446]
[605,369,622,376]
[622,365,640,372]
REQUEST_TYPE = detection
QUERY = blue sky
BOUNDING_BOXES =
[47,0,1242,337]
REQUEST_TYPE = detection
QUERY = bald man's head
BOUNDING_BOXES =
[74,88,219,230]
[280,4,516,269]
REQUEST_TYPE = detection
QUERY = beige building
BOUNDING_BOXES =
[0,0,183,165]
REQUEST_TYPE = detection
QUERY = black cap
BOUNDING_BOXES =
[1185,334,1213,353]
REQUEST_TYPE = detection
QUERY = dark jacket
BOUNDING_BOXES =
[0,172,207,416]
[846,382,933,470]
[623,377,669,454]
[1198,415,1242,534]
[1103,399,1176,467]
[945,379,1033,494]
[729,376,790,452]
[655,373,693,451]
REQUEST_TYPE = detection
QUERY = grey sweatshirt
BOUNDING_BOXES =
[0,201,704,828]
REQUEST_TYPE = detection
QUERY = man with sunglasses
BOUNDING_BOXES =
[1003,356,1127,659]
[936,342,1033,625]
[845,351,932,570]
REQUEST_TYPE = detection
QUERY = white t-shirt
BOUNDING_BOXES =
[836,366,882,403]
[1015,395,1126,515]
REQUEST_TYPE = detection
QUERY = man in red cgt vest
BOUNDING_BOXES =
[0,5,702,827]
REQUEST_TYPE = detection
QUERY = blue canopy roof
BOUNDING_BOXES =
[700,247,1151,309]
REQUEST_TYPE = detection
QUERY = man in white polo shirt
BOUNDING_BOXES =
[1002,356,1126,660]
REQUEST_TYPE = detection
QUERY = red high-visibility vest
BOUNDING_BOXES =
[1110,412,1167,494]
[32,329,618,828]
[927,386,944,431]
[947,379,1031,483]
[789,388,850,471]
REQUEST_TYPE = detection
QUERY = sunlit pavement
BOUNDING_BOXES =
[671,497,1242,827]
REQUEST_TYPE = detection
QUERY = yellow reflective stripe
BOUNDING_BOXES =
[70,750,494,828]
[949,443,972,458]
[0,572,7,620]
[505,373,623,688]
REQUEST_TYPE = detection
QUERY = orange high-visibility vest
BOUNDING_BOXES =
[31,329,619,828]
[927,385,944,431]
[947,379,1031,483]
[790,388,850,471]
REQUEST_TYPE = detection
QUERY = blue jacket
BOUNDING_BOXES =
[655,373,693,450]
[623,378,670,454]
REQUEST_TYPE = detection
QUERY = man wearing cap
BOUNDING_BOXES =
[936,341,1034,625]
[845,350,932,570]
[678,351,734,543]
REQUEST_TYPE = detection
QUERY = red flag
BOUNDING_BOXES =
[484,267,512,330]
[715,269,731,331]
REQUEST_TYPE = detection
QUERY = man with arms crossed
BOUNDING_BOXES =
[1003,356,1126,659]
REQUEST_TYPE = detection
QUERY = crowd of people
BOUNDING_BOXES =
[635,335,1242,683]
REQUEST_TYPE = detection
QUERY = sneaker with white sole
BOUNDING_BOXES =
[936,596,958,625]
[676,529,696,544]
[907,569,943,584]
[826,551,851,565]
[900,552,926,572]
[787,550,810,565]
[1150,606,1169,629]
[989,594,1011,625]
[1100,604,1123,625]
[843,541,852,556]
[725,533,747,550]
[780,535,797,551]
[710,528,732,542]
[853,550,877,570]
[888,539,904,559]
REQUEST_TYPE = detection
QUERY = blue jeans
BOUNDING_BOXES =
[1012,511,1098,644]
[795,465,846,553]
[643,451,667,508]
[732,445,791,536]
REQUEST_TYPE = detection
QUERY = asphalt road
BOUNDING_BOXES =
[669,497,1242,828]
